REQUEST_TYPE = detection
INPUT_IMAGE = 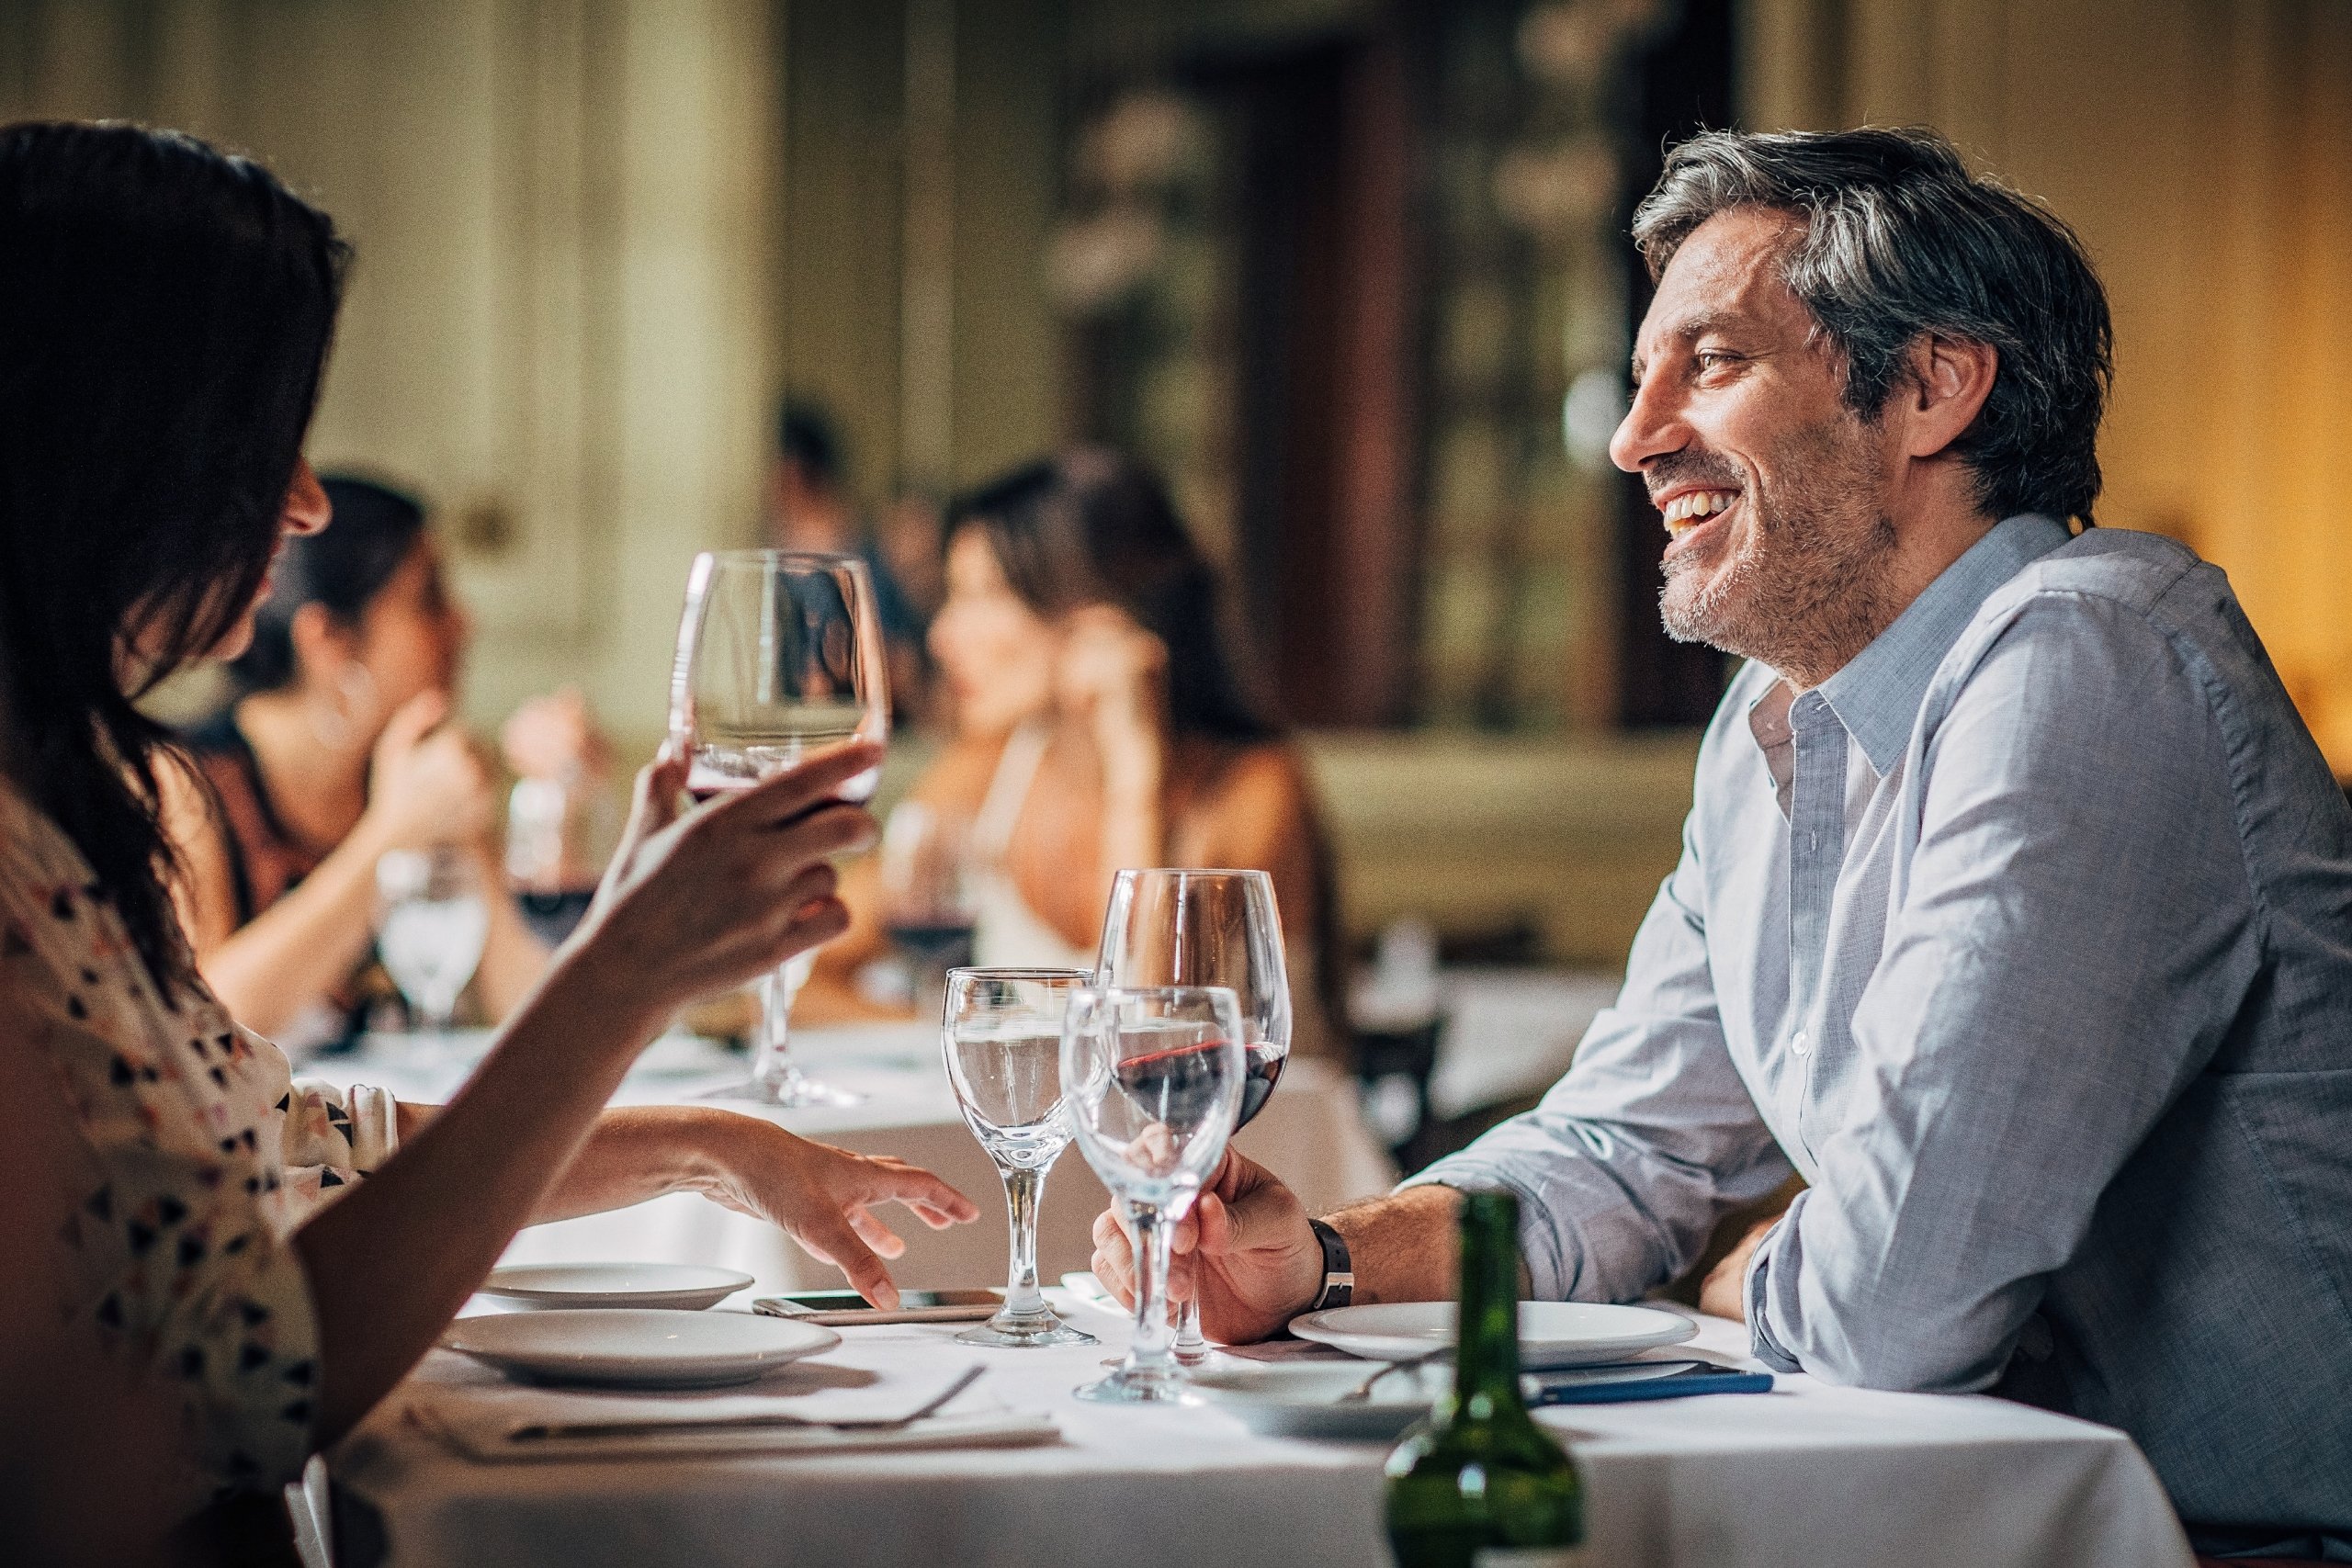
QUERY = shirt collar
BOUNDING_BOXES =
[1808,513,2074,776]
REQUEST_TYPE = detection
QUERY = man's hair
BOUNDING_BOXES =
[1632,127,2113,525]
[775,397,842,488]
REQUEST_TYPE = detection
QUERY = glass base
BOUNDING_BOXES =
[697,1066,861,1108]
[956,1310,1096,1348]
[1073,1361,1198,1404]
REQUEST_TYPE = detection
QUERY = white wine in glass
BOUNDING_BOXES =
[668,548,889,1106]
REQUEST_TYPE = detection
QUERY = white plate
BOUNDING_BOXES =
[1193,1360,1450,1441]
[478,1263,755,1312]
[1289,1301,1697,1369]
[441,1308,842,1389]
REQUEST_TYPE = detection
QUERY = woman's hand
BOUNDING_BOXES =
[559,741,881,1025]
[686,1114,979,1308]
[363,689,496,852]
[501,686,611,782]
[1057,605,1170,796]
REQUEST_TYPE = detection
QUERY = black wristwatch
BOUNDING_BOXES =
[1306,1218,1353,1311]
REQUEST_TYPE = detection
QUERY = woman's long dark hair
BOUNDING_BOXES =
[945,449,1281,744]
[232,474,427,694]
[0,122,346,992]
[947,449,1352,1058]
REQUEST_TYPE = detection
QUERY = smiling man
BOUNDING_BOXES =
[1091,128,2352,1553]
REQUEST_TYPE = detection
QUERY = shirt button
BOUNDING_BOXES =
[1791,1030,1810,1057]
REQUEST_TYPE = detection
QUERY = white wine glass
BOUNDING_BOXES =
[669,548,889,1106]
[1061,984,1244,1404]
[942,967,1098,1348]
[1095,868,1291,1362]
[375,845,490,1040]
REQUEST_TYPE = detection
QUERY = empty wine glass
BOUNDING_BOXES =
[375,846,489,1037]
[1095,869,1291,1362]
[669,548,889,1106]
[1060,984,1245,1404]
[943,968,1098,1348]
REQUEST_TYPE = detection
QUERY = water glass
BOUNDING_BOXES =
[942,968,1098,1348]
[375,845,489,1035]
[1060,984,1245,1403]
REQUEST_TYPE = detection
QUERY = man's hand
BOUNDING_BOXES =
[1090,1147,1323,1344]
[1698,1213,1781,1322]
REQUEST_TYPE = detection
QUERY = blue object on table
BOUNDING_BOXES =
[1529,1368,1775,1405]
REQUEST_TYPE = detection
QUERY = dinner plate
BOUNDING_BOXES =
[478,1263,756,1312]
[441,1308,842,1389]
[1192,1360,1450,1441]
[1192,1358,1699,1440]
[1288,1301,1697,1368]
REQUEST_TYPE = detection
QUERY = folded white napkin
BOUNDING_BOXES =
[404,1358,1059,1464]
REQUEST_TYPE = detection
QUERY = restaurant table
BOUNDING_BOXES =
[320,1303,2193,1568]
[298,1023,1397,1294]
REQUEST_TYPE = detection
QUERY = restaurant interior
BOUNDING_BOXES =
[3,1,2349,1565]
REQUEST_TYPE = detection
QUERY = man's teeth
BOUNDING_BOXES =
[1662,490,1738,536]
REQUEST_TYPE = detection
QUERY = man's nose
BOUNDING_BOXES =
[1609,376,1688,475]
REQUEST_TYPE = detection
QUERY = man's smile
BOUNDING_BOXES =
[1657,485,1743,562]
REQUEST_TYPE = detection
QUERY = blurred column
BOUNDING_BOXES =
[899,0,957,492]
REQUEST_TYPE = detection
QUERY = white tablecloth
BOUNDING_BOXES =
[324,1307,2192,1568]
[300,1025,1396,1295]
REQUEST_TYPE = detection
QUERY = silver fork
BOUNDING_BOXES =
[506,1363,988,1442]
[1336,1349,1444,1404]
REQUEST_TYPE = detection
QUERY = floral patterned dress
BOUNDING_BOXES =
[1,776,396,1496]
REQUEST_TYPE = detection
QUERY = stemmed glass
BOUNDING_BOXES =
[942,968,1099,1348]
[669,548,889,1106]
[375,845,490,1040]
[1095,869,1291,1363]
[882,803,978,1019]
[1060,984,1245,1404]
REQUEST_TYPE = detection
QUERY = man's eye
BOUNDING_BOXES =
[1696,351,1735,371]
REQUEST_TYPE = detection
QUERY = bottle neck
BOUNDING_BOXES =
[1452,1190,1525,1419]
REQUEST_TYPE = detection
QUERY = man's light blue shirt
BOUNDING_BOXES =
[1411,514,2352,1536]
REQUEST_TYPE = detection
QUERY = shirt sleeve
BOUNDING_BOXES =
[260,1025,398,1224]
[1406,825,1793,1301]
[1747,592,2261,1390]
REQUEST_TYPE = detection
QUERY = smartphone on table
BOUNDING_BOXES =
[753,1288,1002,1326]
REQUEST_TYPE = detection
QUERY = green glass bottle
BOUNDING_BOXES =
[1384,1189,1585,1567]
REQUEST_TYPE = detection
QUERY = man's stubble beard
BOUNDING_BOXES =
[1658,412,1902,690]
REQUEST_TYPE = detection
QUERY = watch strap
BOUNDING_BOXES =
[1306,1218,1353,1311]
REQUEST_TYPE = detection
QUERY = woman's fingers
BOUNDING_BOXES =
[379,688,450,754]
[846,1206,908,1259]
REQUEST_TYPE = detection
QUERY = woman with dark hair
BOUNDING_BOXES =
[824,448,1345,1057]
[0,120,972,1553]
[162,472,576,1046]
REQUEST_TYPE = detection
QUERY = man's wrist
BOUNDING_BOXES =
[1304,1217,1353,1312]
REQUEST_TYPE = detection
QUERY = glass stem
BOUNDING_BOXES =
[751,953,810,1090]
[998,1164,1046,1315]
[1126,1205,1174,1372]
[1173,1296,1210,1362]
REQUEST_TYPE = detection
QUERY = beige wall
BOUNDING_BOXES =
[1743,0,2352,770]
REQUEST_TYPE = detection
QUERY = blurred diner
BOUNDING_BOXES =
[159,475,604,1047]
[817,450,1348,1061]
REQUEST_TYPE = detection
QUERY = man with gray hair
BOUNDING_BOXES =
[1092,127,2352,1551]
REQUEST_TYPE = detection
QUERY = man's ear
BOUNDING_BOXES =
[1899,333,1998,459]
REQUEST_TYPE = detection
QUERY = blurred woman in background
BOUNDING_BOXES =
[162,475,603,1046]
[826,449,1346,1058]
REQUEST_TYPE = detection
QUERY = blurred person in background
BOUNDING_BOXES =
[819,449,1347,1060]
[160,474,606,1048]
